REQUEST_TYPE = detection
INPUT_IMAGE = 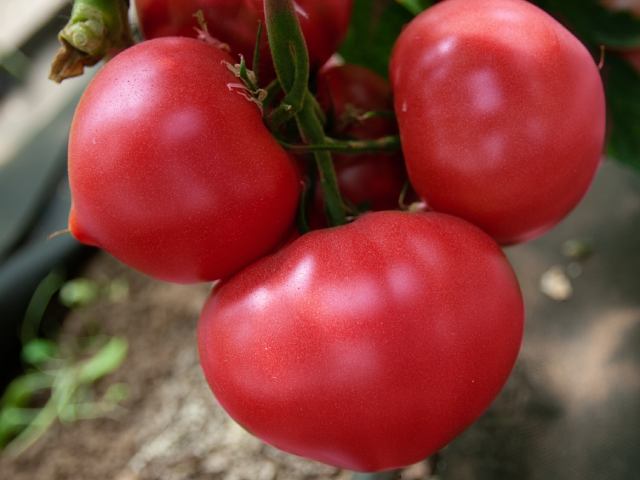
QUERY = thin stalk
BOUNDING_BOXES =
[264,0,308,126]
[281,135,401,155]
[297,93,347,225]
[265,0,347,226]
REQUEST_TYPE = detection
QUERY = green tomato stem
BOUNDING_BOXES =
[264,0,347,226]
[264,0,309,117]
[297,92,348,225]
[50,0,132,83]
[396,0,433,16]
[280,135,401,154]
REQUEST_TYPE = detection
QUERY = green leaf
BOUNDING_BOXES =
[0,408,39,448]
[1,373,53,409]
[605,54,640,170]
[1,337,129,454]
[21,339,58,366]
[533,0,640,48]
[76,337,128,384]
[58,278,100,309]
[339,0,414,77]
[106,278,130,303]
[395,0,432,16]
[21,270,66,344]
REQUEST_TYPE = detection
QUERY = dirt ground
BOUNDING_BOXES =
[0,162,639,480]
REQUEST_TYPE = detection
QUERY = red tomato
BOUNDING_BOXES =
[330,154,406,212]
[314,64,407,215]
[317,63,397,140]
[68,37,300,283]
[198,211,524,471]
[390,0,606,244]
[135,0,353,82]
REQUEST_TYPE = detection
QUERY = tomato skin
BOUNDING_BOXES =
[316,63,397,141]
[68,37,300,283]
[330,154,406,212]
[314,64,407,214]
[135,0,353,82]
[198,211,524,471]
[390,0,606,244]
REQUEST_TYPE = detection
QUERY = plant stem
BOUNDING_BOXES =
[264,0,347,226]
[281,135,401,155]
[50,0,133,82]
[297,93,348,225]
[264,0,309,127]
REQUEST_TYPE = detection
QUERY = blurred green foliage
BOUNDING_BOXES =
[0,274,129,455]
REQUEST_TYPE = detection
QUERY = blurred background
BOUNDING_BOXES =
[0,0,91,391]
[0,0,639,479]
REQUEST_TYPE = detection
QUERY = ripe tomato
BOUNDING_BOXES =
[198,211,524,471]
[68,37,300,283]
[135,0,353,82]
[314,63,407,215]
[317,63,397,141]
[390,0,606,244]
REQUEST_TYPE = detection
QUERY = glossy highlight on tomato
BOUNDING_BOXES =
[198,211,524,471]
[135,0,353,81]
[391,0,606,244]
[68,37,300,283]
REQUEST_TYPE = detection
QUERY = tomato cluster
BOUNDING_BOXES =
[66,0,605,473]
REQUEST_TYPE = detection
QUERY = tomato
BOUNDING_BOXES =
[329,154,406,212]
[313,64,407,217]
[390,0,606,244]
[68,37,300,283]
[317,63,397,141]
[135,0,353,82]
[198,211,524,471]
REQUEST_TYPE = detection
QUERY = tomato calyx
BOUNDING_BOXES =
[225,56,269,113]
[194,10,271,112]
